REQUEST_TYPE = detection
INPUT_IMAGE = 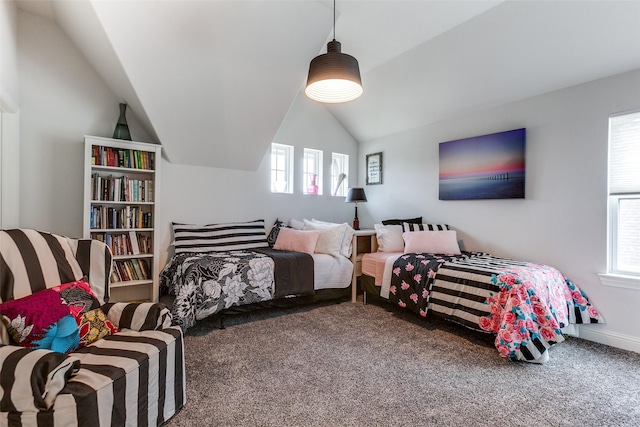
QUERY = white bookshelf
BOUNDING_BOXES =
[83,135,161,302]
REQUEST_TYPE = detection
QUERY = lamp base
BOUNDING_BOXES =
[352,218,360,230]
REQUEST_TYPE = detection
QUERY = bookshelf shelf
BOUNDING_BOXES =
[83,135,161,303]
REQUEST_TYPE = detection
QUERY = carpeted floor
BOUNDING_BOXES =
[165,298,640,427]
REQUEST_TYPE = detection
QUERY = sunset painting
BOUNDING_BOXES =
[439,128,526,200]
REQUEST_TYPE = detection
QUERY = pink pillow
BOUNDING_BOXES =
[273,228,321,255]
[403,230,461,255]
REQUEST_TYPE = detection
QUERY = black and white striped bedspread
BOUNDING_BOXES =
[428,255,522,329]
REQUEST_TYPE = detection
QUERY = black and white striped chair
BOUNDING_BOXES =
[0,229,186,426]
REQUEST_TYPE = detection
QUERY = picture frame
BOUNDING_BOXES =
[439,128,526,200]
[366,152,383,185]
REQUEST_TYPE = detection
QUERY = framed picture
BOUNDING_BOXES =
[439,128,526,200]
[366,152,383,185]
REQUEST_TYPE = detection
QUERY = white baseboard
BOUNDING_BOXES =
[578,326,640,354]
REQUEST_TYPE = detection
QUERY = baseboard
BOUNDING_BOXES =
[578,326,640,354]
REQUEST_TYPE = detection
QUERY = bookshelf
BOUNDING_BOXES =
[83,135,161,302]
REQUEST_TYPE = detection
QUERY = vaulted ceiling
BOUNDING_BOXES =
[16,1,640,170]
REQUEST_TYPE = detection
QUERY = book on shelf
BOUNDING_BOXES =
[91,145,155,171]
[129,231,140,255]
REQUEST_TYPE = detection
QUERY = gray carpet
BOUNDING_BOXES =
[166,299,640,427]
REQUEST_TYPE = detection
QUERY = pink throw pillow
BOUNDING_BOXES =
[273,228,320,255]
[403,230,461,255]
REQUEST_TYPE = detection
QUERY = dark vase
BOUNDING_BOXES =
[112,103,132,140]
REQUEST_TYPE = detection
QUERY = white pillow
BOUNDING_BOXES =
[402,230,461,255]
[288,218,305,230]
[310,219,354,258]
[374,224,404,252]
[303,220,345,257]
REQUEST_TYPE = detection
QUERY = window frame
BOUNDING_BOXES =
[303,148,323,196]
[270,143,294,194]
[331,152,349,197]
[600,109,640,289]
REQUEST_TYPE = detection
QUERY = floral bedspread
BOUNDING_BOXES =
[388,252,604,361]
[160,251,275,331]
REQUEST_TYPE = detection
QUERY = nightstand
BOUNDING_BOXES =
[350,229,377,302]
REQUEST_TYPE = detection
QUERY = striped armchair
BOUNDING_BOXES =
[0,229,185,426]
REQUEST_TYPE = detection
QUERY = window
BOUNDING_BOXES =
[331,153,349,197]
[303,148,323,195]
[271,143,293,193]
[607,110,640,278]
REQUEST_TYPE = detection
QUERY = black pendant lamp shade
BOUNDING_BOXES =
[305,40,363,103]
[305,0,363,103]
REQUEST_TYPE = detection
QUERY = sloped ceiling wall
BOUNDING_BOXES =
[19,0,640,170]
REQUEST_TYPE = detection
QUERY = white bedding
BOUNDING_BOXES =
[312,253,354,290]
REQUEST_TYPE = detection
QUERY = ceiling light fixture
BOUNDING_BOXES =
[305,0,363,103]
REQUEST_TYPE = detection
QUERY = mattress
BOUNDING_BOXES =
[312,253,354,290]
[361,251,403,286]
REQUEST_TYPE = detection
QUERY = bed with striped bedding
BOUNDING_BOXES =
[381,252,604,362]
[1,229,186,426]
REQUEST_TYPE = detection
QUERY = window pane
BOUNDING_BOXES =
[331,153,348,197]
[617,197,640,273]
[303,148,322,195]
[610,111,640,194]
[271,143,293,193]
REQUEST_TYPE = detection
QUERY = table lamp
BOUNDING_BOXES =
[345,187,367,230]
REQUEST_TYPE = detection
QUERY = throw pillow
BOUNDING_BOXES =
[172,219,269,253]
[402,222,450,232]
[51,280,101,319]
[374,224,404,252]
[381,217,422,226]
[267,218,288,247]
[403,230,461,255]
[0,289,80,353]
[310,219,354,258]
[273,228,321,255]
[76,308,119,347]
[303,220,345,257]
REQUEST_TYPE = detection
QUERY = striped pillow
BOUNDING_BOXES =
[102,302,172,331]
[172,220,269,254]
[0,229,85,303]
[402,222,450,232]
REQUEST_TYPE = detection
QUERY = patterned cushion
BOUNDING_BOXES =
[309,219,354,258]
[303,220,347,257]
[402,222,450,232]
[267,218,288,247]
[76,308,118,347]
[172,220,269,254]
[51,280,101,318]
[0,288,80,353]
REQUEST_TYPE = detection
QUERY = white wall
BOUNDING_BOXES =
[17,10,135,237]
[0,0,20,229]
[158,93,359,268]
[15,9,358,269]
[358,69,640,351]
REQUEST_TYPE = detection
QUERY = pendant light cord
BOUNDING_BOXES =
[333,0,336,41]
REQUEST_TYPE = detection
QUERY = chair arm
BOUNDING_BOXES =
[0,345,80,411]
[101,302,172,331]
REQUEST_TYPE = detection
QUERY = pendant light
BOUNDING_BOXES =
[305,0,363,103]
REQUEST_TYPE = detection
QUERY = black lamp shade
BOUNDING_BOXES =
[345,187,367,203]
[305,40,363,103]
